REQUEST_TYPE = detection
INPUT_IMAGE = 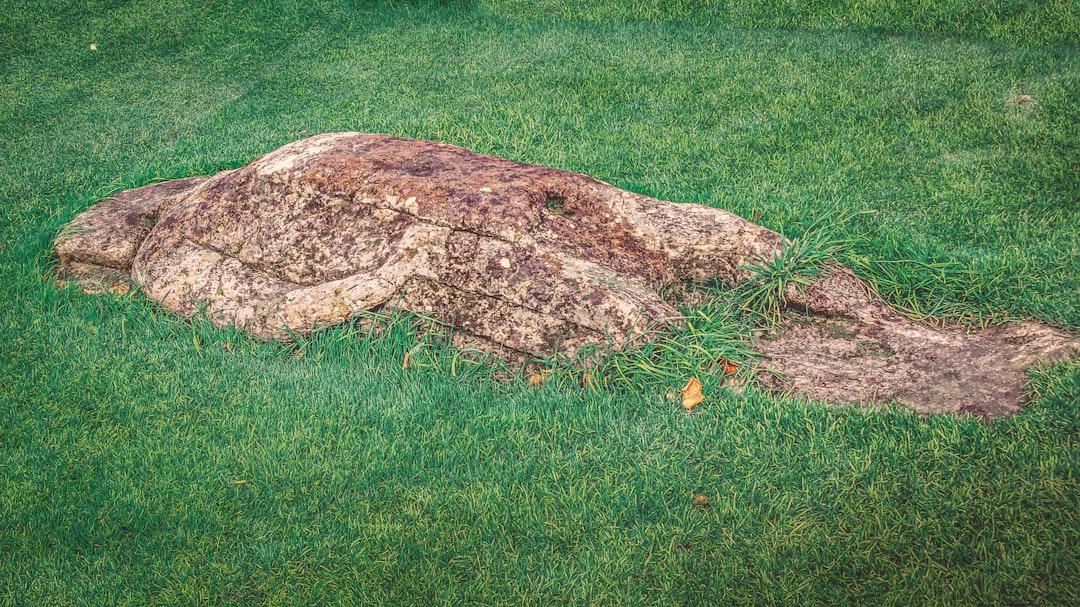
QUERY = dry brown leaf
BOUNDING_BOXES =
[681,377,704,411]
[722,360,737,375]
[107,283,130,296]
[402,343,425,370]
[692,494,710,507]
[528,372,546,387]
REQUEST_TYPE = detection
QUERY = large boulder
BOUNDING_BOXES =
[56,133,1075,417]
[57,133,785,352]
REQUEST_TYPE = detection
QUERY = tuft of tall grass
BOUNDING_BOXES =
[737,229,847,324]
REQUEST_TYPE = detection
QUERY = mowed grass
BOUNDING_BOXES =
[481,0,1080,46]
[2,1,1079,605]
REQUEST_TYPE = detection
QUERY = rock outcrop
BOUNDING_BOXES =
[56,133,1075,417]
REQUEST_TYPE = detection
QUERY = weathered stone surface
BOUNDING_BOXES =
[58,133,783,351]
[770,267,1077,417]
[56,132,1076,417]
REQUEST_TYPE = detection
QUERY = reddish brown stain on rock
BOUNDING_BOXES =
[55,133,1076,417]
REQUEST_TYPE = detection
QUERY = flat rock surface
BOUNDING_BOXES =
[56,132,1076,417]
[768,269,1076,417]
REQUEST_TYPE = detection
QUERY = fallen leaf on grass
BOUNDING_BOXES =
[402,343,425,370]
[528,372,546,387]
[681,377,704,411]
[107,283,130,296]
[692,494,710,507]
[722,360,737,375]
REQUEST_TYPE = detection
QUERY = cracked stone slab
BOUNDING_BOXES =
[55,132,1076,417]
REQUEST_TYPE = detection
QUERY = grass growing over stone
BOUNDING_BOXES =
[2,1,1078,605]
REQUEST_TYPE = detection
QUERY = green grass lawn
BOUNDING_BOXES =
[2,1,1078,604]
